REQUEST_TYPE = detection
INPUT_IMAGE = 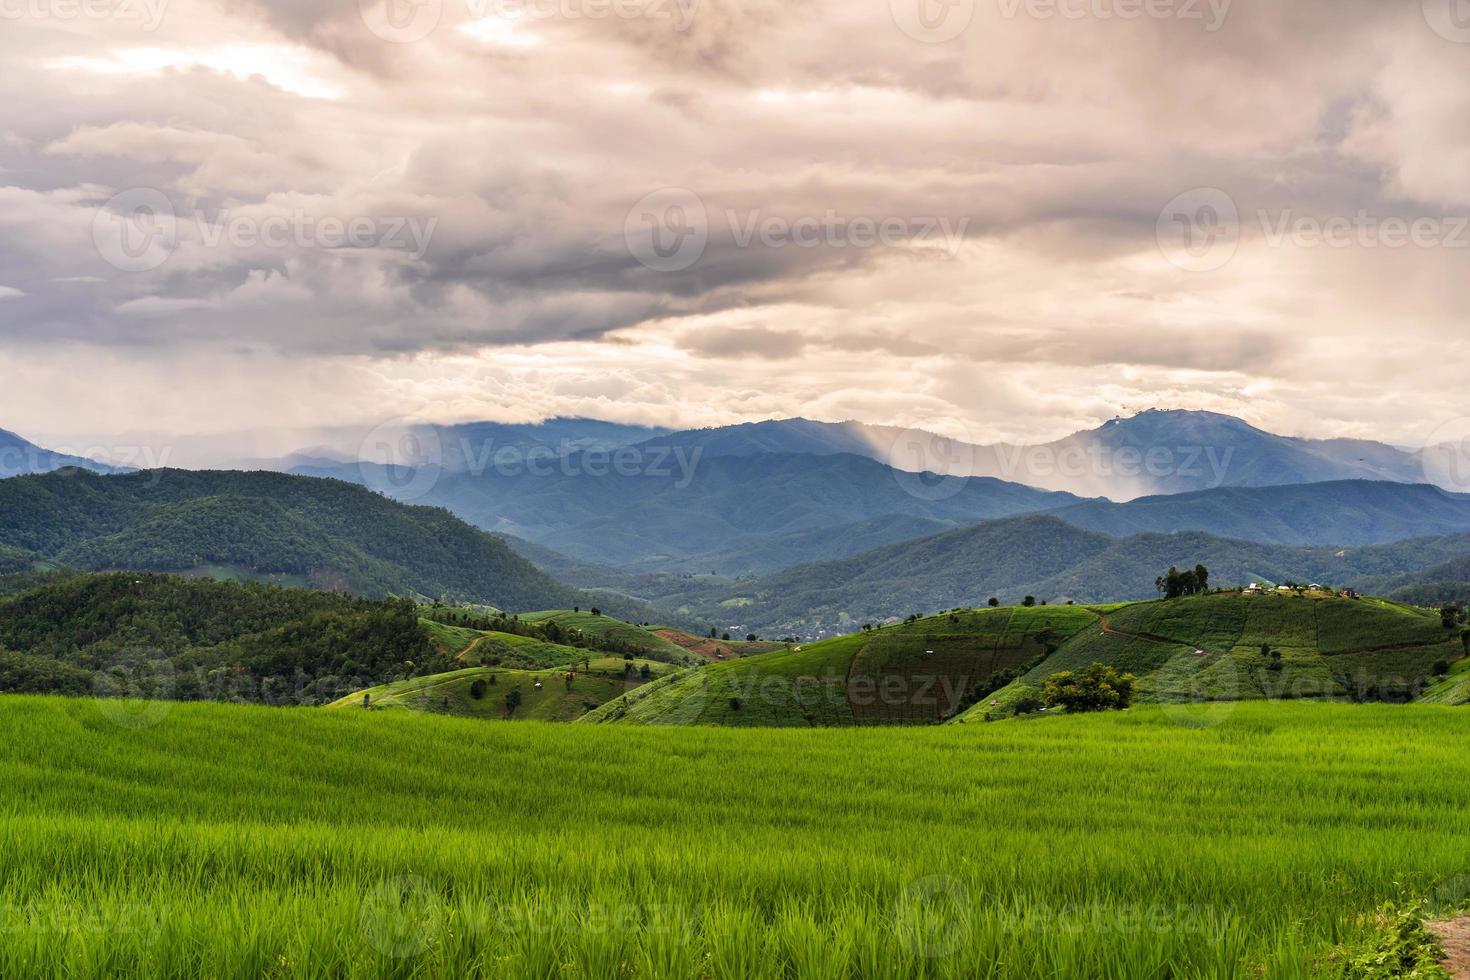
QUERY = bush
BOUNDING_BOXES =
[1433,660,1450,677]
[469,679,487,699]
[1012,694,1043,715]
[1041,663,1135,713]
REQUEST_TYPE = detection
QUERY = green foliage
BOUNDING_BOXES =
[1041,662,1136,712]
[0,468,615,614]
[0,572,443,704]
[1328,904,1450,980]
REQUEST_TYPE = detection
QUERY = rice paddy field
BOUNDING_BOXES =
[3,694,1469,978]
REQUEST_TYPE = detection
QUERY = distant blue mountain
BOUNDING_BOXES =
[0,428,121,478]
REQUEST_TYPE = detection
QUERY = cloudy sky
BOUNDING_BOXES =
[3,0,1470,462]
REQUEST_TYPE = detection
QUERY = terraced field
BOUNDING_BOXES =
[579,593,1469,727]
[7,696,1470,978]
[329,657,679,721]
[582,606,1097,726]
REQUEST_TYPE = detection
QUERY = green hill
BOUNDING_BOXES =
[0,572,448,703]
[0,468,627,614]
[328,656,680,721]
[580,605,1097,726]
[583,592,1469,727]
[637,514,1470,636]
[518,609,695,661]
[955,592,1464,721]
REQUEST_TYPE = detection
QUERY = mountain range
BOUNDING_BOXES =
[0,468,661,619]
[0,428,120,478]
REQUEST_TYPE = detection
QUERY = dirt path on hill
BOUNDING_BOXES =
[1095,612,1181,647]
[1430,918,1470,978]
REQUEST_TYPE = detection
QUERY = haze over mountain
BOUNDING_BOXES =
[299,451,1084,570]
[0,429,121,478]
[641,410,1434,500]
[634,515,1470,636]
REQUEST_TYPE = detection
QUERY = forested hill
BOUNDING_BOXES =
[0,572,448,703]
[0,468,591,613]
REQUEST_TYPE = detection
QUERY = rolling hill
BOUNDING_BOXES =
[583,592,1468,727]
[633,515,1470,637]
[0,572,446,703]
[0,468,619,615]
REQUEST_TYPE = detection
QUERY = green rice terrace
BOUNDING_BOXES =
[6,695,1470,978]
[580,592,1469,727]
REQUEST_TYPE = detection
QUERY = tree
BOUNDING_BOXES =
[1041,663,1136,713]
[722,632,731,641]
[1022,596,1036,607]
[1260,643,1271,659]
[1194,564,1209,592]
[988,597,999,607]
[746,634,757,642]
[505,688,522,717]
[470,678,487,699]
[1433,660,1451,677]
[1442,605,1462,630]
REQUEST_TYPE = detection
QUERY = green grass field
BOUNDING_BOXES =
[4,696,1470,978]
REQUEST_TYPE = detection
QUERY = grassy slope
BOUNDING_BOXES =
[328,657,678,721]
[6,697,1470,976]
[582,605,1097,726]
[649,627,787,661]
[519,610,694,662]
[957,592,1462,722]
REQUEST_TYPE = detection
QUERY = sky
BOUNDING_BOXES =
[2,0,1470,463]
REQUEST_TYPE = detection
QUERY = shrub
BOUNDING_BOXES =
[469,679,487,699]
[1041,663,1135,713]
[1433,660,1450,677]
[1012,694,1043,715]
